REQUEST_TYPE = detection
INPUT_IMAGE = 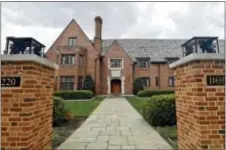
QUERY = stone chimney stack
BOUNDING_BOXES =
[94,16,102,53]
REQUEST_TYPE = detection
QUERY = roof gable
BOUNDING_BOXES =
[46,19,97,55]
[104,40,133,62]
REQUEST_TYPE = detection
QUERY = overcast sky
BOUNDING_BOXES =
[1,2,224,51]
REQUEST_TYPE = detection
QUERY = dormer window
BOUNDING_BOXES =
[68,37,77,46]
[137,58,150,68]
[165,57,179,64]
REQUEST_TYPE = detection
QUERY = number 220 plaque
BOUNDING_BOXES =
[1,77,21,87]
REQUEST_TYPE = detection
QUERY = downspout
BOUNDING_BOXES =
[132,62,136,93]
[158,64,161,89]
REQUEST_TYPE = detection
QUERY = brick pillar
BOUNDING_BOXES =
[1,54,58,150]
[170,53,225,149]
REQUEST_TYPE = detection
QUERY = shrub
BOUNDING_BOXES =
[133,77,144,95]
[53,97,69,126]
[142,94,176,126]
[54,90,93,100]
[137,89,174,97]
[83,75,95,93]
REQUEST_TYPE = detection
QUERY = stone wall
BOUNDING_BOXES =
[1,54,58,150]
[170,54,225,149]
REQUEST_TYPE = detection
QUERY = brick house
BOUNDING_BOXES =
[46,16,224,95]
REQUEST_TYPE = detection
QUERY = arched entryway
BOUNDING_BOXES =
[111,79,121,94]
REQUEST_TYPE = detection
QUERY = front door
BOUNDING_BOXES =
[111,79,121,94]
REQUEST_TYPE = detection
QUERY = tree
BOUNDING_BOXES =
[133,77,144,95]
[82,75,95,93]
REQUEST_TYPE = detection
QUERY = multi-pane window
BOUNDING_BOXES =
[78,55,84,66]
[60,76,74,90]
[110,59,122,68]
[61,54,75,65]
[141,77,150,87]
[68,37,77,46]
[166,57,179,64]
[77,76,83,90]
[168,77,175,87]
[137,59,150,68]
[155,77,159,87]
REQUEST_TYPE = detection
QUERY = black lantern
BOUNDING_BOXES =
[4,37,45,58]
[181,37,219,57]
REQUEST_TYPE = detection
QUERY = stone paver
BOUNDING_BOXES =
[57,97,172,149]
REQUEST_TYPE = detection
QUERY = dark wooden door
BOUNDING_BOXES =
[111,80,121,94]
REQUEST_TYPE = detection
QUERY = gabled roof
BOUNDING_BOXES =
[46,19,98,55]
[102,39,225,62]
[103,40,133,62]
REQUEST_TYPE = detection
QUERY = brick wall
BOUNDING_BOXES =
[173,59,225,149]
[135,63,174,90]
[46,19,98,92]
[1,57,56,149]
[101,40,133,94]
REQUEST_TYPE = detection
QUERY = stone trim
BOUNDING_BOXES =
[1,54,59,69]
[169,53,225,69]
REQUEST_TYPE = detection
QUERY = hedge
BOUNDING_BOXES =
[54,90,93,100]
[142,94,176,126]
[137,89,174,97]
[53,96,69,127]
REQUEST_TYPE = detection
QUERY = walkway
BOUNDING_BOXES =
[57,97,172,149]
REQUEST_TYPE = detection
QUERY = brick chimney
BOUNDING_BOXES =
[93,16,102,95]
[94,16,102,53]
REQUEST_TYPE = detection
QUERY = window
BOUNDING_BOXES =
[60,76,74,90]
[165,57,179,64]
[110,59,122,68]
[78,55,84,66]
[77,76,83,90]
[56,55,59,64]
[155,77,159,86]
[141,77,150,87]
[168,77,175,87]
[61,54,75,65]
[137,58,150,68]
[68,37,77,46]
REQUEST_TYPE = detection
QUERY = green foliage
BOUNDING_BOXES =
[53,97,69,127]
[82,75,95,93]
[54,90,93,100]
[137,89,174,97]
[142,94,176,126]
[133,77,144,95]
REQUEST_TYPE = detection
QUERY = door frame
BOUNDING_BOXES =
[111,79,121,94]
[107,76,125,95]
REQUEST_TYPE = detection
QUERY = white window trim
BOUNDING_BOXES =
[108,58,124,69]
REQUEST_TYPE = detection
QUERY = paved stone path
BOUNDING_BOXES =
[57,97,172,149]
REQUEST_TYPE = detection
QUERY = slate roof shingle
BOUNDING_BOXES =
[101,39,225,62]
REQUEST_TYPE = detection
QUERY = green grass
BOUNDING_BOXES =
[63,96,103,117]
[155,126,178,149]
[126,96,149,114]
[126,96,178,149]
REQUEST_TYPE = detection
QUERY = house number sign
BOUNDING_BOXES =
[206,75,225,86]
[1,77,21,87]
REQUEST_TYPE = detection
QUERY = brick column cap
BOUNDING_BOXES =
[1,54,59,69]
[169,53,225,69]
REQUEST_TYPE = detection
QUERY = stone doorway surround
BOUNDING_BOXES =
[107,76,125,95]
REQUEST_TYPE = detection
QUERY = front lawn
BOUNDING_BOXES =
[63,97,103,117]
[126,96,177,149]
[53,96,104,149]
[126,96,149,114]
[155,126,178,149]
